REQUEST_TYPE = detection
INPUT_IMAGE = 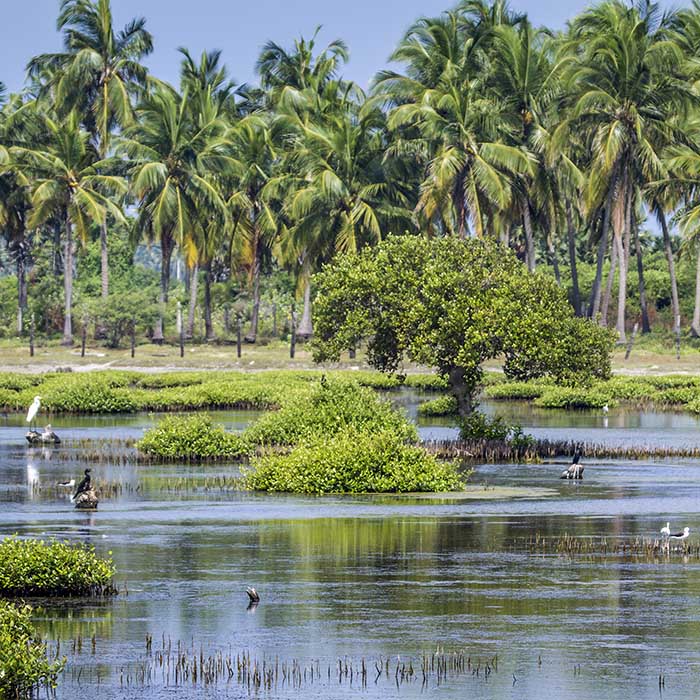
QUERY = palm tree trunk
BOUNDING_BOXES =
[245,233,261,343]
[204,261,214,341]
[153,235,173,344]
[692,244,700,337]
[547,230,560,284]
[62,211,74,346]
[566,202,581,315]
[600,239,618,328]
[100,221,109,298]
[16,244,27,335]
[615,229,627,343]
[298,258,313,339]
[186,263,199,339]
[588,195,612,318]
[521,198,536,272]
[658,209,680,338]
[634,218,651,333]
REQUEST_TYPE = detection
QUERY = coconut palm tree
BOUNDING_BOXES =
[11,108,126,344]
[120,81,231,342]
[554,0,693,341]
[28,0,153,300]
[280,93,414,337]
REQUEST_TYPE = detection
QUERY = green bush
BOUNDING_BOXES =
[534,386,613,409]
[245,429,463,494]
[137,414,249,460]
[0,537,116,597]
[484,382,550,400]
[417,395,458,416]
[244,379,417,445]
[404,373,450,390]
[0,601,65,699]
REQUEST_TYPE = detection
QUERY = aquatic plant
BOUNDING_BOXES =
[417,395,458,416]
[0,601,65,699]
[245,429,462,494]
[0,537,116,597]
[243,379,417,446]
[137,414,249,460]
[534,386,613,409]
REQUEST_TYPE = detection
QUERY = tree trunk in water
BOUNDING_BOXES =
[600,240,618,328]
[153,236,173,343]
[566,202,581,315]
[62,211,74,346]
[448,366,474,419]
[659,209,680,337]
[634,216,651,333]
[204,261,214,341]
[588,198,611,319]
[522,199,536,272]
[100,220,109,299]
[298,276,313,339]
[691,245,700,337]
[186,263,199,339]
[245,236,261,343]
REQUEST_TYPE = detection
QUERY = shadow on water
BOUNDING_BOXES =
[1,393,700,699]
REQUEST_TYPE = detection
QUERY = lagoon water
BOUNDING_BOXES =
[2,397,700,699]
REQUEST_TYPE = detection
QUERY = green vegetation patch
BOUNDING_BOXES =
[0,601,65,699]
[0,537,116,597]
[417,395,458,416]
[245,429,463,494]
[484,382,550,400]
[137,415,249,460]
[534,386,614,409]
[243,379,417,446]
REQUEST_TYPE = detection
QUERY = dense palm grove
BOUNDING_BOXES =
[3,0,700,347]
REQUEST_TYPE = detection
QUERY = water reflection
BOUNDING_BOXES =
[0,396,698,699]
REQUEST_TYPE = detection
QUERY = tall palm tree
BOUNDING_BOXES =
[28,0,153,300]
[280,94,414,337]
[11,109,125,344]
[120,81,231,343]
[554,0,693,341]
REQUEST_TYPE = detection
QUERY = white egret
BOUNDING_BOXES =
[661,522,671,537]
[602,404,609,415]
[26,396,41,430]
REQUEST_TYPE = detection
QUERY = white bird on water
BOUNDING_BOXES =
[661,522,671,537]
[26,396,41,430]
[602,404,609,415]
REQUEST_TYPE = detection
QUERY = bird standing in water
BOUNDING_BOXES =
[72,469,91,500]
[670,527,690,543]
[26,396,41,431]
[660,522,671,537]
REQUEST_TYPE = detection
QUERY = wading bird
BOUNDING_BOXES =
[670,527,690,542]
[602,404,609,415]
[26,396,41,430]
[661,522,671,537]
[57,478,75,488]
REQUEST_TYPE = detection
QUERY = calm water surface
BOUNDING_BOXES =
[1,396,700,699]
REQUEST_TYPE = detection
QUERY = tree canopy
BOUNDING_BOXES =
[312,236,614,416]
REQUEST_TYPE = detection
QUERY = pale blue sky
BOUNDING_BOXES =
[0,0,679,94]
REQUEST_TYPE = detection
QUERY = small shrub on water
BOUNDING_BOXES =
[245,429,463,494]
[0,601,65,699]
[417,395,458,416]
[0,537,116,597]
[137,415,249,460]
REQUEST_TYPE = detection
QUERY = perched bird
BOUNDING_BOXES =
[670,527,690,542]
[560,445,584,479]
[661,522,671,537]
[26,396,41,430]
[72,468,91,500]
